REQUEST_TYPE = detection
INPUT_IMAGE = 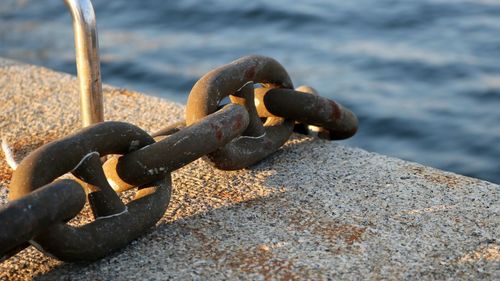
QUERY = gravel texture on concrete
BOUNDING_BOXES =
[0,58,499,280]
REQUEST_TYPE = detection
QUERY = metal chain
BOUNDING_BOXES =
[0,55,358,262]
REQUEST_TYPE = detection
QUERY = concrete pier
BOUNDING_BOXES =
[0,58,498,280]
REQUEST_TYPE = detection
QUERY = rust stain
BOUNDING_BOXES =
[289,210,366,246]
[402,204,456,215]
[215,127,223,142]
[112,88,138,98]
[187,226,211,244]
[224,246,324,281]
[188,235,323,280]
[231,114,244,132]
[209,123,224,143]
[180,201,326,280]
[338,225,366,245]
[173,194,364,279]
[407,166,463,188]
[458,244,500,263]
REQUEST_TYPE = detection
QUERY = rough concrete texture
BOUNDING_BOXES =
[0,58,498,280]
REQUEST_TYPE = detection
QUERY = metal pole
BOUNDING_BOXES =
[63,0,104,126]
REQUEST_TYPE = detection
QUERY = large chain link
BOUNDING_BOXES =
[0,55,358,262]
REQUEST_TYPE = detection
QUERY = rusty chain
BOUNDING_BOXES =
[0,55,358,262]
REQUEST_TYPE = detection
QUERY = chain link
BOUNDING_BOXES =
[0,55,358,262]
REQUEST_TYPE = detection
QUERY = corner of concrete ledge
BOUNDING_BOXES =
[0,57,498,280]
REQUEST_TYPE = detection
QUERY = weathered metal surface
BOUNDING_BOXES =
[0,180,85,261]
[254,86,359,140]
[72,152,126,218]
[9,122,154,200]
[230,82,266,137]
[103,104,249,191]
[8,121,171,261]
[186,55,294,170]
[32,176,171,262]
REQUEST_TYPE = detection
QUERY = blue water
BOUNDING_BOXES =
[1,0,500,183]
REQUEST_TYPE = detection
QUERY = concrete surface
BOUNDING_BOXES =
[0,58,498,280]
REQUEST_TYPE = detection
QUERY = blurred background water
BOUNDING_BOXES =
[1,0,499,183]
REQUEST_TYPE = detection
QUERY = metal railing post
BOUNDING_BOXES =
[63,0,103,127]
